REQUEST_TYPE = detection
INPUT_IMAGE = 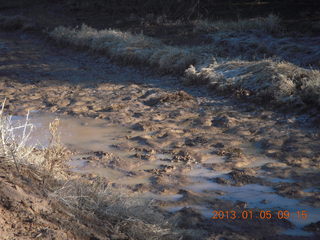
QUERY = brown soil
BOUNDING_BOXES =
[0,20,319,240]
[0,163,120,240]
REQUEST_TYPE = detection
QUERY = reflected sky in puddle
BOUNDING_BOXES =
[12,113,129,152]
[183,162,319,236]
[12,112,319,237]
[184,179,319,234]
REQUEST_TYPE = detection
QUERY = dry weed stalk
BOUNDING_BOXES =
[0,99,34,173]
[0,101,69,179]
[45,119,67,171]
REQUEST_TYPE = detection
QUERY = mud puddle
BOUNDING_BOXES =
[12,112,320,237]
[12,112,178,185]
[12,112,129,152]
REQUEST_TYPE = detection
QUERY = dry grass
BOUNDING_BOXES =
[0,105,181,239]
[194,31,320,68]
[49,24,197,74]
[49,22,320,110]
[50,179,179,239]
[184,60,320,108]
[0,100,34,172]
[0,100,69,179]
[2,14,319,111]
[193,14,282,34]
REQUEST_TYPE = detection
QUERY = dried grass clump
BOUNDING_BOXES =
[197,32,320,68]
[50,179,179,239]
[184,60,320,108]
[0,101,68,176]
[49,24,197,73]
[194,14,282,34]
[41,118,69,179]
[0,101,34,172]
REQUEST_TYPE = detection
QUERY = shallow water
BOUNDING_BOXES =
[12,113,129,152]
[179,169,320,235]
[12,112,319,237]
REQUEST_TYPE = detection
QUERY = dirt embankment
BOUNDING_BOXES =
[0,163,119,240]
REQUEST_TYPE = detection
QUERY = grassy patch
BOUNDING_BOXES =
[184,60,320,109]
[1,14,319,111]
[49,24,197,74]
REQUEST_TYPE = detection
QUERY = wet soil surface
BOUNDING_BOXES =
[1,31,320,239]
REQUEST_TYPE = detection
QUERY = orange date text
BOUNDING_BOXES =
[211,210,308,220]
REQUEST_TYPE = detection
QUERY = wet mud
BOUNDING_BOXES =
[1,31,320,239]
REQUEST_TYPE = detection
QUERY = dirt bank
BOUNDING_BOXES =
[0,162,120,240]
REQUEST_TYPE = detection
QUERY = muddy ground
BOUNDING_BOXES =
[0,25,320,240]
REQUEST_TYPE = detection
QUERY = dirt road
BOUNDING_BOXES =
[1,30,319,239]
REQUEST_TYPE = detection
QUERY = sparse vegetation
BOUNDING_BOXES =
[1,12,318,110]
[0,1,320,236]
[48,20,320,110]
[0,104,182,239]
[50,24,196,74]
[49,178,178,239]
[185,60,320,108]
[0,100,69,177]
